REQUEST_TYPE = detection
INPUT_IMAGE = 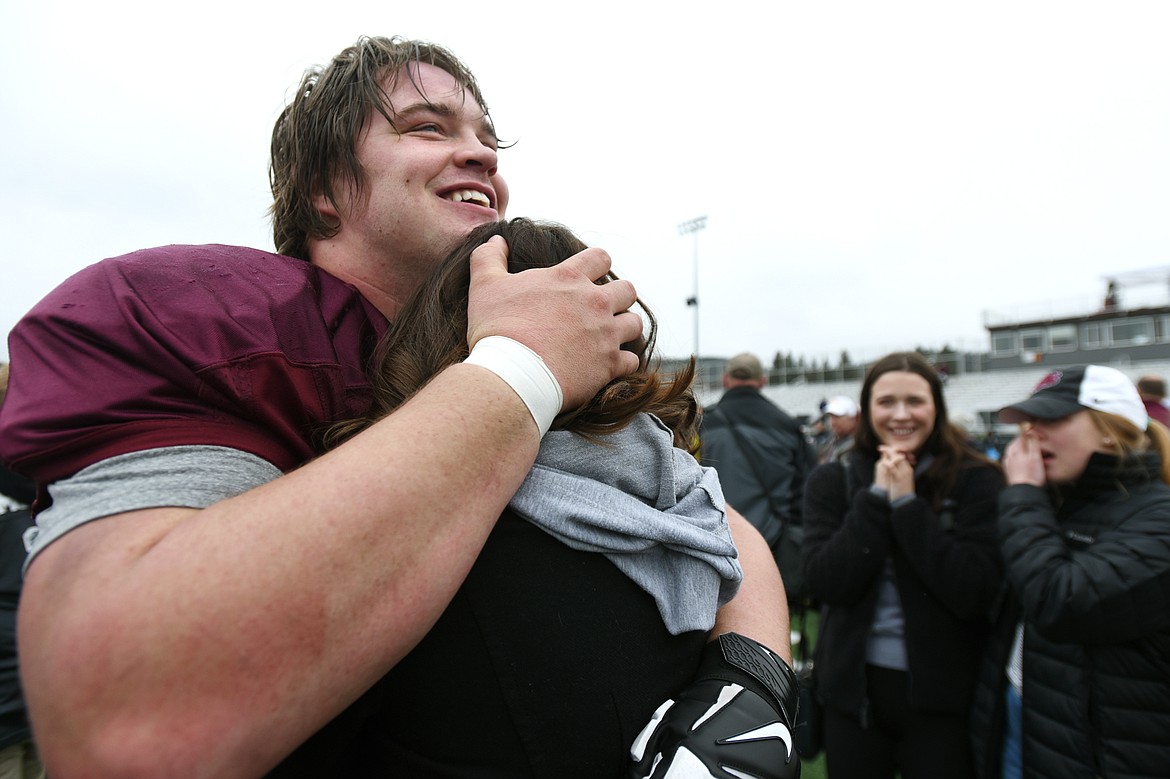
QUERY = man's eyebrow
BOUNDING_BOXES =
[393,100,499,142]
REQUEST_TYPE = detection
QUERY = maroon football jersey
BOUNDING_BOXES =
[0,244,388,485]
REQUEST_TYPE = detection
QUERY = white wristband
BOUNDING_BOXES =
[463,336,564,437]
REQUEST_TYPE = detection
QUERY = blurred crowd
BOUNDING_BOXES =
[698,351,1170,779]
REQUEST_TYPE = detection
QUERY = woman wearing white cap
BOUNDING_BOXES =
[970,364,1170,779]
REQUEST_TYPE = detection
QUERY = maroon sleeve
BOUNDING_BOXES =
[0,244,386,486]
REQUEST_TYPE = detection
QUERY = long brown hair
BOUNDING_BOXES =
[326,218,698,450]
[854,351,994,507]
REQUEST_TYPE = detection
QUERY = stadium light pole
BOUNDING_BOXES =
[678,215,707,361]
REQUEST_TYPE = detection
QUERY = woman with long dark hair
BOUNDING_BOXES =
[308,217,798,779]
[971,365,1170,779]
[327,218,694,448]
[803,351,1004,778]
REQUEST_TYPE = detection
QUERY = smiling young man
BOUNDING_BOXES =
[301,60,509,313]
[0,37,638,778]
[0,37,795,778]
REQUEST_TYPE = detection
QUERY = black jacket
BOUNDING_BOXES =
[699,386,814,543]
[971,451,1170,779]
[269,510,707,777]
[803,452,1004,719]
[0,509,33,749]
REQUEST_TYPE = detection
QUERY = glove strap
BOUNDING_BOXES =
[701,632,799,728]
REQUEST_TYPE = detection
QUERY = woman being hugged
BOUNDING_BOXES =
[306,217,799,779]
[971,365,1170,779]
[803,352,1004,779]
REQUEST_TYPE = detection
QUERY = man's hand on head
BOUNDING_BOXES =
[466,235,643,410]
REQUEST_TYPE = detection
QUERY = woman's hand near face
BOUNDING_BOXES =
[876,445,916,501]
[1003,432,1046,486]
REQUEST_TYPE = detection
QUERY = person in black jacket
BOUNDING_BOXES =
[317,219,801,779]
[971,365,1170,779]
[803,352,1004,779]
[0,363,42,778]
[0,504,39,779]
[700,353,816,603]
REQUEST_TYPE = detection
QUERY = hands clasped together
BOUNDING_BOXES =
[874,445,916,502]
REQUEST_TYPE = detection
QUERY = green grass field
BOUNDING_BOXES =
[801,753,828,779]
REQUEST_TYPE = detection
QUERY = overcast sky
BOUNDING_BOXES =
[3,1,1168,365]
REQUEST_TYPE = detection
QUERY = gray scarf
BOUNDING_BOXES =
[508,413,743,634]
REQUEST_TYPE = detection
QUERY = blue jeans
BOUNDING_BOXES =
[1001,685,1022,779]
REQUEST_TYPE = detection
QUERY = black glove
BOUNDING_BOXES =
[629,632,801,779]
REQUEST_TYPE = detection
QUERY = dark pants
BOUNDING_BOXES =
[823,665,975,779]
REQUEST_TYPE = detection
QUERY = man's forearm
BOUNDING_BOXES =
[20,365,539,778]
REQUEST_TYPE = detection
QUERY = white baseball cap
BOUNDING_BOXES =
[824,396,858,418]
[998,365,1147,431]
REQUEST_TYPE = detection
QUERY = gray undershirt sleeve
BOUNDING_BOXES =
[24,446,282,570]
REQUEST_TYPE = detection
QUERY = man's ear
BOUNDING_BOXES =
[313,190,342,226]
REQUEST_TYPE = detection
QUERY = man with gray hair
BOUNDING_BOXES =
[699,353,815,603]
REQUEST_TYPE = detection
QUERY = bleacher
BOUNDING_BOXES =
[697,358,1170,434]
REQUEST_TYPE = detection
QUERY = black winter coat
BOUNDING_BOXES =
[971,451,1170,779]
[700,387,813,545]
[0,510,33,750]
[803,452,1004,720]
